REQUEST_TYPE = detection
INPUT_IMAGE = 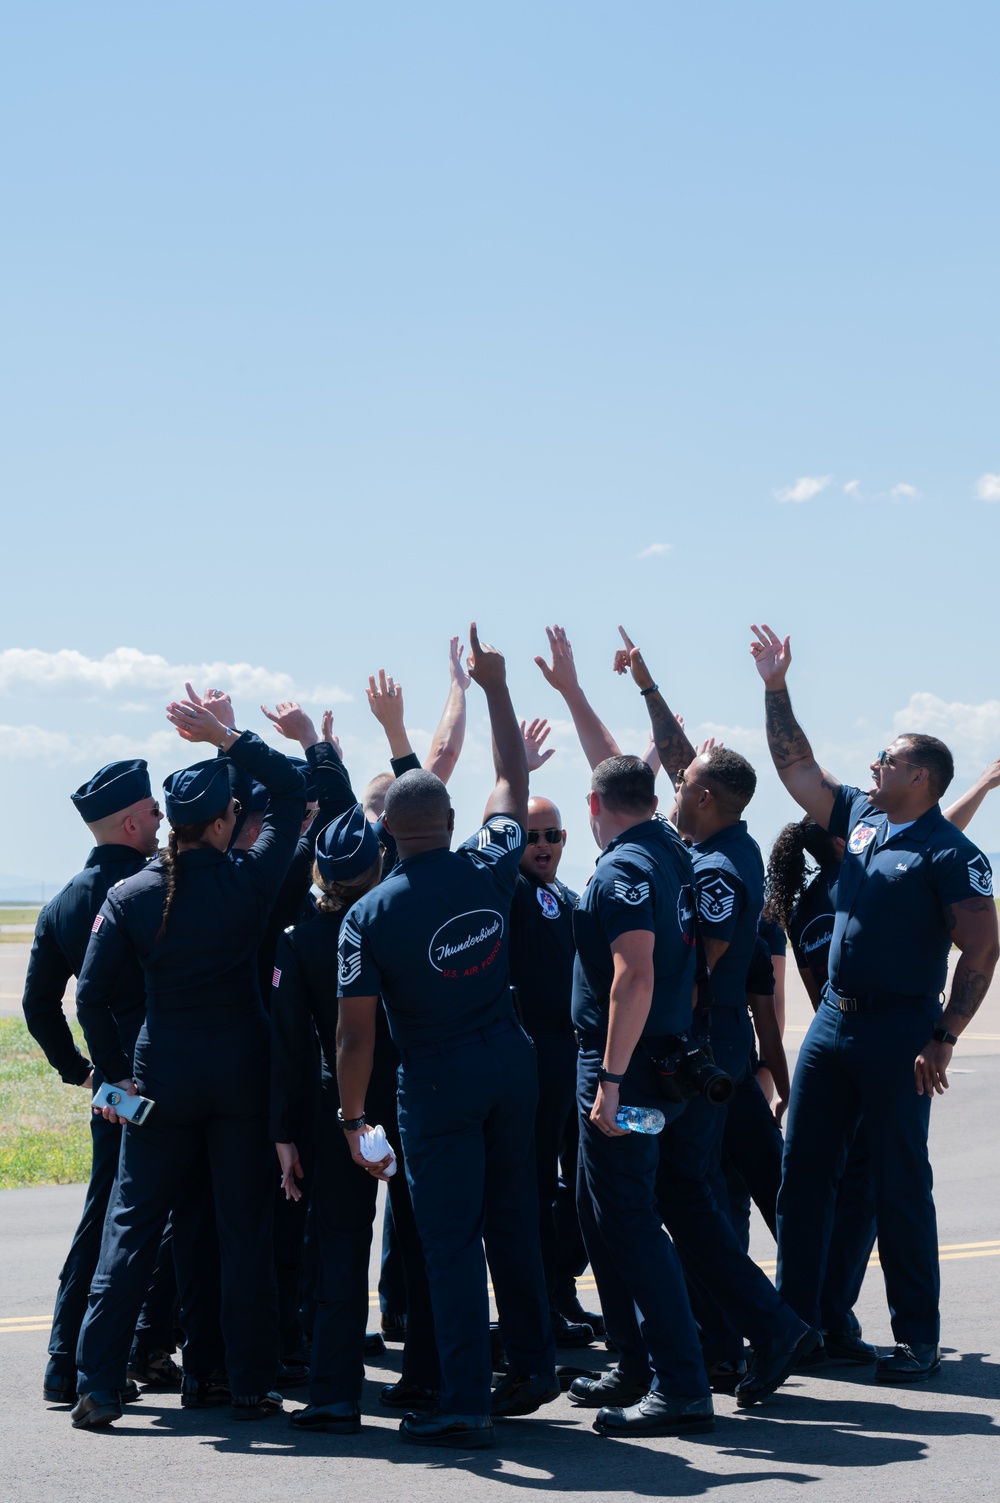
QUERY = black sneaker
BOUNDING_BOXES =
[491,1371,560,1417]
[380,1311,407,1343]
[181,1372,231,1409]
[231,1391,284,1420]
[555,1293,606,1340]
[127,1350,183,1388]
[551,1310,595,1348]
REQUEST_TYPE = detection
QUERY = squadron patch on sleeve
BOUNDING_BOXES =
[338,917,363,987]
[698,874,736,923]
[537,887,561,919]
[613,878,650,906]
[848,822,878,854]
[968,853,994,896]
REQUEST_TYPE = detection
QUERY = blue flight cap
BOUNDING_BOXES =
[71,760,151,824]
[163,759,234,826]
[288,756,317,803]
[315,803,380,883]
[249,779,270,814]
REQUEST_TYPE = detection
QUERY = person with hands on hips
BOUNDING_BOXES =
[71,697,305,1430]
[750,621,999,1382]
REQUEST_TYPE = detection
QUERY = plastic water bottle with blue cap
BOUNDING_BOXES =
[615,1105,665,1134]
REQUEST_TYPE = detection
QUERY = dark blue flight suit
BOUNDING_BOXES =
[788,862,876,1335]
[271,911,438,1406]
[74,733,304,1398]
[722,935,784,1248]
[23,847,176,1393]
[338,814,555,1415]
[777,789,993,1345]
[508,872,581,1310]
[572,816,709,1398]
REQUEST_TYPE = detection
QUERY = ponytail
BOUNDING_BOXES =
[764,816,841,929]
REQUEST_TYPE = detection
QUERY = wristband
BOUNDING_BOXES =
[639,684,658,698]
[337,1108,367,1131]
[932,1027,958,1047]
[598,1065,626,1085]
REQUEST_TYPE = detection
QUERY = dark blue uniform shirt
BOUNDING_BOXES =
[571,817,696,1042]
[691,821,764,1011]
[509,874,578,1038]
[22,845,150,1084]
[827,785,993,998]
[337,814,526,1050]
[788,863,839,988]
[76,732,305,1082]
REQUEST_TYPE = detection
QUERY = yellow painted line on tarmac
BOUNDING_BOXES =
[7,1243,1000,1331]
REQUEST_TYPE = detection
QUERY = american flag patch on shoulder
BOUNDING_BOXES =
[91,915,104,933]
[272,967,282,988]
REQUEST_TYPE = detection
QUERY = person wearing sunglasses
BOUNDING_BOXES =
[23,761,174,1409]
[70,702,306,1429]
[750,622,999,1384]
[508,782,598,1351]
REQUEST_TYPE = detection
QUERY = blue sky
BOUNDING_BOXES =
[2,2,999,896]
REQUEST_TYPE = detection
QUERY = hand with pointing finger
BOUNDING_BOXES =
[613,626,657,694]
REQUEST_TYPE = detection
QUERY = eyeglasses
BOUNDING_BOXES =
[232,799,242,818]
[674,770,710,794]
[148,802,161,817]
[875,749,916,770]
[526,828,563,845]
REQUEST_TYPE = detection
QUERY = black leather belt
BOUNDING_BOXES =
[833,990,936,1013]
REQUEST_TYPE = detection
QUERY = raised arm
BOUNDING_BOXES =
[750,624,840,829]
[424,636,470,784]
[614,626,696,783]
[535,624,620,769]
[366,669,415,763]
[467,622,529,825]
[944,758,1000,831]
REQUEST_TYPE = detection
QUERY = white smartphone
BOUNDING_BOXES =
[92,1082,155,1125]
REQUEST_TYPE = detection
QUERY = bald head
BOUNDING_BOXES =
[521,794,566,882]
[362,773,394,822]
[88,795,163,858]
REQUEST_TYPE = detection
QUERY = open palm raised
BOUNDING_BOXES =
[750,623,792,685]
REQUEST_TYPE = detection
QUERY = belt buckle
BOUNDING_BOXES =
[838,995,859,1013]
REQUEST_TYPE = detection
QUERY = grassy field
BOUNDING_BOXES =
[0,907,42,926]
[0,1017,91,1188]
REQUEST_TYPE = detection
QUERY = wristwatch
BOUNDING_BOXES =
[597,1065,626,1085]
[337,1108,367,1131]
[932,1027,958,1046]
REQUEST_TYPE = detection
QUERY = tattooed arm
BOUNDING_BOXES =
[915,895,1000,1096]
[614,627,696,783]
[749,623,841,828]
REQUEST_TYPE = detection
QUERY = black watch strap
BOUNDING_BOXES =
[598,1065,626,1085]
[337,1108,367,1131]
[932,1027,958,1047]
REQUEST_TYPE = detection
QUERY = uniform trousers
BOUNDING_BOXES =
[76,1015,278,1396]
[777,993,940,1345]
[530,1029,578,1304]
[576,1045,709,1397]
[821,1125,878,1333]
[397,1016,555,1414]
[309,1039,438,1405]
[46,1067,176,1387]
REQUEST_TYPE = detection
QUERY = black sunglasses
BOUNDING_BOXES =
[526,828,563,845]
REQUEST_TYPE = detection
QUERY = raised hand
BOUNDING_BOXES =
[366,670,405,731]
[166,699,232,746]
[521,717,555,771]
[750,623,792,686]
[466,622,507,692]
[449,635,471,692]
[321,710,343,758]
[695,735,723,756]
[261,700,318,746]
[534,624,580,697]
[613,625,656,693]
[185,682,235,730]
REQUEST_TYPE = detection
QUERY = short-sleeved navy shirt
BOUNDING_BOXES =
[746,935,776,997]
[571,817,697,1042]
[509,874,578,1038]
[337,814,526,1050]
[788,863,839,987]
[757,913,787,960]
[827,785,994,997]
[691,822,765,1011]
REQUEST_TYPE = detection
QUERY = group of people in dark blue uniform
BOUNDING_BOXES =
[21,618,998,1452]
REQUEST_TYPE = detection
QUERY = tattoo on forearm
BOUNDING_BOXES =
[645,693,695,781]
[946,963,990,1022]
[764,687,814,769]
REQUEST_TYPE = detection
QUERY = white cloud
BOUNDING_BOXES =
[890,483,919,499]
[774,475,832,504]
[0,647,351,705]
[635,542,672,559]
[843,480,861,497]
[0,723,179,767]
[974,473,1000,503]
[892,693,1000,766]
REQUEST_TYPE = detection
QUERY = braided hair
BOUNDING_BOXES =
[157,818,218,939]
[764,817,841,930]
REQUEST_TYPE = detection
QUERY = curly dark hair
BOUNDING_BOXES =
[764,817,841,929]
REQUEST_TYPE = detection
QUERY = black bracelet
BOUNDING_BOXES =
[639,684,658,697]
[932,1027,958,1047]
[337,1107,367,1131]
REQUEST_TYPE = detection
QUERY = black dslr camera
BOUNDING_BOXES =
[646,1034,735,1107]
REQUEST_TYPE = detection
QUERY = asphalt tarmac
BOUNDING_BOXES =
[1,957,998,1502]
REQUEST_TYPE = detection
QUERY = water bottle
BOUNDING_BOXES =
[615,1105,665,1134]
